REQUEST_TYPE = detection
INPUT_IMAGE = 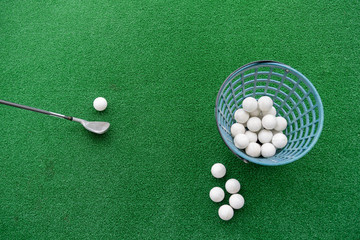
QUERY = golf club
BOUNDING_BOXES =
[0,99,110,134]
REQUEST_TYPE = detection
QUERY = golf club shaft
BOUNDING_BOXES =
[0,99,73,121]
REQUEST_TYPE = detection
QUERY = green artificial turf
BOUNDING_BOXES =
[1,0,359,239]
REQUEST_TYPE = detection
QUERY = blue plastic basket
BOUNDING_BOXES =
[215,61,324,166]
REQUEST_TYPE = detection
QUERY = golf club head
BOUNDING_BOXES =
[83,121,110,134]
[73,117,110,134]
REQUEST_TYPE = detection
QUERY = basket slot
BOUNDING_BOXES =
[283,91,311,119]
[227,67,248,82]
[226,97,237,115]
[243,72,256,80]
[294,137,315,153]
[228,81,239,109]
[272,67,286,75]
[264,68,273,94]
[232,79,244,97]
[270,71,287,79]
[273,71,288,100]
[281,151,300,158]
[231,73,246,98]
[294,120,313,149]
[288,106,318,125]
[286,120,320,137]
[217,104,232,127]
[222,85,232,102]
[240,73,245,98]
[252,68,259,98]
[286,110,300,142]
[288,123,316,151]
[257,66,271,73]
[242,81,256,96]
[220,94,234,120]
[253,81,268,95]
[232,81,245,98]
[277,78,300,110]
[265,89,276,96]
[220,125,231,137]
[286,134,318,144]
[294,83,307,99]
[298,80,310,94]
[287,136,313,150]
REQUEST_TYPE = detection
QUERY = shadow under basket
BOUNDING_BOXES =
[215,61,324,166]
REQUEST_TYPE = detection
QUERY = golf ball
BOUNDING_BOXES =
[211,163,226,178]
[242,97,258,113]
[258,96,273,112]
[93,97,107,111]
[234,134,249,149]
[209,187,225,203]
[261,143,276,158]
[272,133,288,149]
[245,142,261,157]
[258,129,273,144]
[274,116,288,131]
[229,194,245,209]
[247,117,262,132]
[218,204,234,221]
[230,123,245,137]
[225,178,241,194]
[262,114,277,130]
[234,109,249,124]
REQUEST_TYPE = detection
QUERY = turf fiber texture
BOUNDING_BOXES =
[0,1,359,239]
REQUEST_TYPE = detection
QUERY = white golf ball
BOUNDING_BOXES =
[234,109,249,124]
[262,114,277,130]
[229,194,245,209]
[211,163,226,178]
[209,187,225,203]
[245,142,261,157]
[247,117,262,132]
[234,134,249,149]
[262,106,276,116]
[242,97,258,113]
[272,133,288,149]
[225,178,241,194]
[258,96,273,112]
[258,129,273,144]
[218,204,234,221]
[230,123,245,137]
[274,116,288,131]
[93,97,107,111]
[249,107,261,117]
[245,131,257,143]
[261,143,276,158]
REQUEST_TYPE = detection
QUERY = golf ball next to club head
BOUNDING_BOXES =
[93,97,108,111]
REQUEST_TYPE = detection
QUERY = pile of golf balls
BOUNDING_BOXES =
[231,96,288,158]
[210,163,245,221]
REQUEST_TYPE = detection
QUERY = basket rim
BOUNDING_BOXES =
[215,60,324,166]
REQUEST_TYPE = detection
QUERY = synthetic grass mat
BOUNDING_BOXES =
[0,0,359,239]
